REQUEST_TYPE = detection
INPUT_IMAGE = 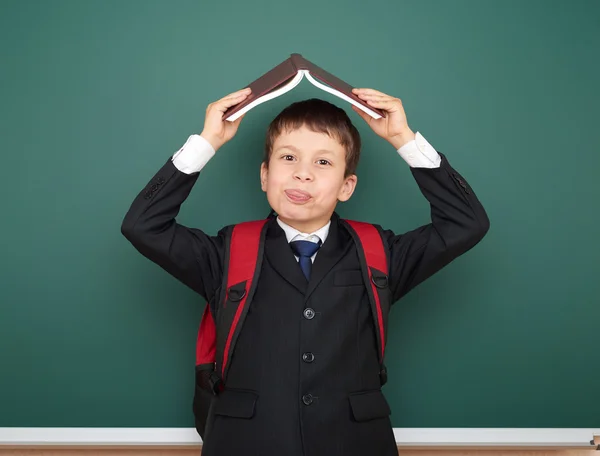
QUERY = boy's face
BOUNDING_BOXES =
[260,125,357,233]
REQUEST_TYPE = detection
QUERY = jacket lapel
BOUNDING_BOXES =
[305,212,352,301]
[264,217,308,294]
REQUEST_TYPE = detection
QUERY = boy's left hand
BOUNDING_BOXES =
[351,88,416,150]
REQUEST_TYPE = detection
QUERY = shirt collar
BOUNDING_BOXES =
[276,217,331,244]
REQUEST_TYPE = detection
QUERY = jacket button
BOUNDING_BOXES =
[303,308,315,319]
[302,352,314,363]
[302,394,313,405]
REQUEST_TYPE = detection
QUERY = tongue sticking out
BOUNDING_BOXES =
[285,189,311,202]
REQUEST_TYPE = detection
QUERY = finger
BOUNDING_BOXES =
[365,99,402,110]
[357,93,394,102]
[208,91,248,110]
[214,89,251,107]
[221,89,251,103]
[213,92,250,112]
[226,87,252,99]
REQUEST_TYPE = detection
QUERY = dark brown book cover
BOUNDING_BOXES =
[223,53,386,121]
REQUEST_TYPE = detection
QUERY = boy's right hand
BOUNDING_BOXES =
[200,87,252,151]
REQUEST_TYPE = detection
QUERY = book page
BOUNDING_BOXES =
[225,71,305,121]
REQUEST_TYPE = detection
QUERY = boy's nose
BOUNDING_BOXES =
[293,167,313,182]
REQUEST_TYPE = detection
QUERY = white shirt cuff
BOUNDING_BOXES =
[171,134,216,174]
[396,131,441,168]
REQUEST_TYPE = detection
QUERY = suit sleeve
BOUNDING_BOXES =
[120,157,227,302]
[381,152,490,303]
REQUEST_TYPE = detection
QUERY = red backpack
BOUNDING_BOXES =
[192,218,391,439]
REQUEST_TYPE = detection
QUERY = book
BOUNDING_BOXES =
[223,53,386,122]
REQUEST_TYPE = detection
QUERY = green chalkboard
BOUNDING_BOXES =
[1,0,598,428]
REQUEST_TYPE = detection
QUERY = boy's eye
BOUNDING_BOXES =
[317,159,331,166]
[282,154,295,161]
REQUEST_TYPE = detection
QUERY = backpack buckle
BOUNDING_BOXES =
[371,272,388,289]
[228,283,247,302]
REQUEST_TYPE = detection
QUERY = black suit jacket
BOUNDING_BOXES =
[121,151,489,456]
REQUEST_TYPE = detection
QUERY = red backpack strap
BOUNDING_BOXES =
[193,220,268,369]
[217,219,269,381]
[192,219,268,438]
[342,219,390,384]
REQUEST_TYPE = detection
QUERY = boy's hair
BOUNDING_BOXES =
[263,98,361,177]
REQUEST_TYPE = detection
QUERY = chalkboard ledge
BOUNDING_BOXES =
[0,428,598,449]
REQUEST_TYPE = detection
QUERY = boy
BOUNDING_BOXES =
[121,87,490,456]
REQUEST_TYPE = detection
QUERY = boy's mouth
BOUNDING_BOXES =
[284,189,312,204]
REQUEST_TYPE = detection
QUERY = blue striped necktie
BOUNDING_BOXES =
[290,239,322,280]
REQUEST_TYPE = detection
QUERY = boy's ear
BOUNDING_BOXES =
[260,162,268,192]
[338,174,357,202]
